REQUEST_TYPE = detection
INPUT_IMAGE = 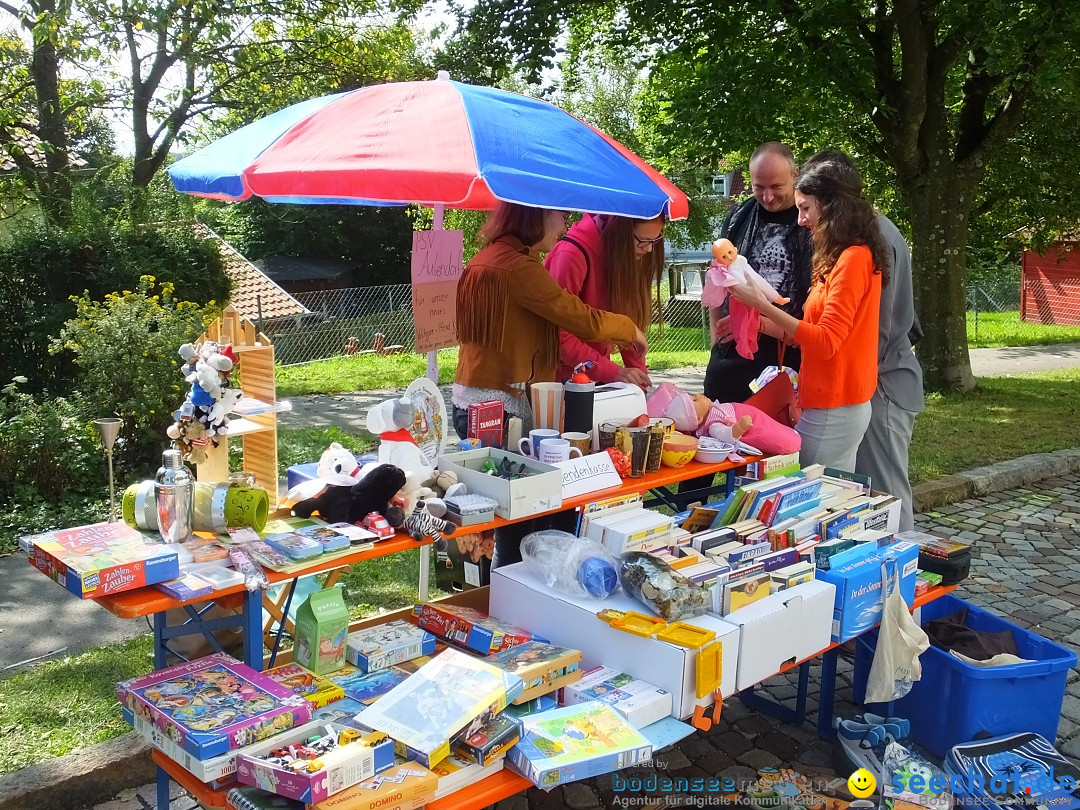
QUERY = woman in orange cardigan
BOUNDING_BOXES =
[729,152,890,470]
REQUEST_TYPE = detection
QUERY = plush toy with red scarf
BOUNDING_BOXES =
[365,395,435,484]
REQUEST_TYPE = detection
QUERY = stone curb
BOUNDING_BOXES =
[912,447,1080,513]
[3,446,1078,810]
[0,731,155,810]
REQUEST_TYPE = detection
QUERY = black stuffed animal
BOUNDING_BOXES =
[292,463,407,527]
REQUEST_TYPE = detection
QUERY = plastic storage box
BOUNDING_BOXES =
[853,594,1076,756]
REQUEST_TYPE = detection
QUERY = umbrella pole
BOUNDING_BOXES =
[417,203,448,604]
[425,204,446,385]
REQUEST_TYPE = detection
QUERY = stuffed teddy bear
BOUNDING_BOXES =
[404,499,456,551]
[317,442,363,481]
[292,463,407,527]
[366,396,435,485]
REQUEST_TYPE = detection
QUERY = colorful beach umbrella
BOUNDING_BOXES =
[168,73,688,221]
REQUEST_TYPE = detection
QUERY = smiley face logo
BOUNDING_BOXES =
[848,768,877,798]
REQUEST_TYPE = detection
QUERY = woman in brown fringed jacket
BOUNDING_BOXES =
[452,202,647,567]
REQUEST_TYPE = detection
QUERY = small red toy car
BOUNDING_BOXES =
[362,512,395,539]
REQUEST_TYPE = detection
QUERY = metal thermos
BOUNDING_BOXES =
[563,378,596,435]
[155,449,193,543]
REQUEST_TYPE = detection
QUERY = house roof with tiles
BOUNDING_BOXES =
[193,222,309,322]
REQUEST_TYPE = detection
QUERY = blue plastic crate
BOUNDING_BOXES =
[852,594,1076,757]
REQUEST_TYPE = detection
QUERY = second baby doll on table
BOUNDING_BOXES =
[647,382,801,456]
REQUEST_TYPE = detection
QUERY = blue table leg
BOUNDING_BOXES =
[153,612,167,670]
[267,580,299,670]
[156,764,169,809]
[243,587,263,669]
[817,648,839,739]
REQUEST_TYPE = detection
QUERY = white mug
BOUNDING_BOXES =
[518,428,559,458]
[537,437,584,464]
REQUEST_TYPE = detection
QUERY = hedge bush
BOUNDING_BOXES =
[0,220,229,395]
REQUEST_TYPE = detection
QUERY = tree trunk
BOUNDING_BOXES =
[29,0,71,226]
[904,166,977,392]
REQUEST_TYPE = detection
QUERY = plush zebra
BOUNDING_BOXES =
[405,499,455,552]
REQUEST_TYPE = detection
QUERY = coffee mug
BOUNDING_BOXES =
[518,428,560,458]
[561,431,593,457]
[537,437,584,465]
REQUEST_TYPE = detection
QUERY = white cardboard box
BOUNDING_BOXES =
[562,665,673,729]
[489,564,739,719]
[437,448,562,520]
[722,579,836,691]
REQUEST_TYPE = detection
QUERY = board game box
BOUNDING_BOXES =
[561,666,672,729]
[263,663,345,709]
[328,666,410,705]
[353,648,524,767]
[485,641,582,703]
[508,701,653,788]
[29,522,179,599]
[123,705,238,785]
[116,653,313,760]
[412,602,544,655]
[235,720,395,804]
[431,749,504,800]
[307,761,437,810]
[345,620,435,672]
[452,711,521,765]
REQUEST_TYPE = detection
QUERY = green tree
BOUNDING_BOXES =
[0,21,105,223]
[83,0,427,189]
[451,0,1080,390]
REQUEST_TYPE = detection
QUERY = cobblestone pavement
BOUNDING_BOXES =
[86,475,1080,810]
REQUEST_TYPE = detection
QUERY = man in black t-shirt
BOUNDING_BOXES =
[703,142,812,403]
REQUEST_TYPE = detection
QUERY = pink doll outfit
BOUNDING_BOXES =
[700,255,788,361]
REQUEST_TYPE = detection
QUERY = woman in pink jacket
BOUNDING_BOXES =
[545,214,665,387]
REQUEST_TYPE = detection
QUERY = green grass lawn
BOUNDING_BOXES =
[967,310,1080,348]
[277,312,1080,396]
[908,368,1080,483]
[3,368,1080,776]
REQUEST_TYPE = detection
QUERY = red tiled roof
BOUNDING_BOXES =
[0,131,87,173]
[193,222,309,321]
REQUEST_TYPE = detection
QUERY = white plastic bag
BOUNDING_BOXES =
[521,530,621,599]
[865,560,930,703]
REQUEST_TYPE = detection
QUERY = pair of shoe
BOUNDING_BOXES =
[834,713,911,783]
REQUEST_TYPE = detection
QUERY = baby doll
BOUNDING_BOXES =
[701,238,790,360]
[647,382,801,456]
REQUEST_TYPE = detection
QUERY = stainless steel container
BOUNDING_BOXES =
[155,449,193,543]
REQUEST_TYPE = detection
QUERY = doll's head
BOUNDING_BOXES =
[690,394,713,424]
[712,238,738,265]
[646,382,706,433]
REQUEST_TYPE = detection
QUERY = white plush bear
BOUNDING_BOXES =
[365,396,435,484]
[317,441,362,481]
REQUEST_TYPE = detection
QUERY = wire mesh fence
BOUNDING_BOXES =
[968,277,1080,346]
[269,269,1080,367]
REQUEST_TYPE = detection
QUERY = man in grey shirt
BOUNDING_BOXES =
[856,214,924,532]
[801,151,924,531]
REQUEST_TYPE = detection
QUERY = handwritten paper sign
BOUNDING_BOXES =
[554,453,624,499]
[411,229,464,353]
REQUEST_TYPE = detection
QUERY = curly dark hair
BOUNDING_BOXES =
[795,150,890,288]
